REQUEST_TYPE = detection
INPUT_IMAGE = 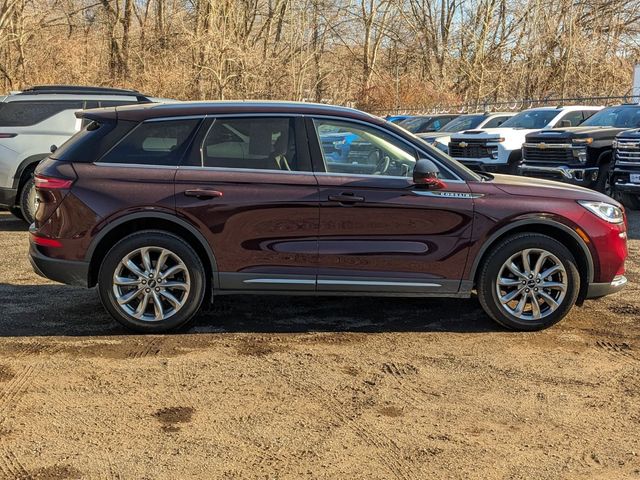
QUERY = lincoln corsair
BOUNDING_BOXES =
[29,102,628,332]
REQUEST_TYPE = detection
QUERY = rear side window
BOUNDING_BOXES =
[0,100,83,126]
[100,119,200,166]
[188,117,307,171]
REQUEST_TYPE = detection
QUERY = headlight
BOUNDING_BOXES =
[578,201,624,224]
[434,142,448,153]
[572,146,587,162]
[573,138,593,145]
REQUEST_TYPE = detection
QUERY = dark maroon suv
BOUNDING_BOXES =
[29,102,628,332]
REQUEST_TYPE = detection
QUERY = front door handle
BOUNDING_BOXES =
[328,193,365,204]
[184,189,223,199]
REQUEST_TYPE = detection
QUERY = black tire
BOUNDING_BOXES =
[98,230,206,333]
[18,176,36,224]
[501,151,521,175]
[593,163,612,196]
[477,233,580,331]
[620,193,640,210]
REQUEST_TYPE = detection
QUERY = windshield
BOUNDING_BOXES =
[398,116,440,133]
[581,106,640,128]
[440,114,485,132]
[500,110,559,129]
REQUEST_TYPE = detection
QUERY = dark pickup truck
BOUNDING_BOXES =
[519,104,640,195]
[612,128,640,208]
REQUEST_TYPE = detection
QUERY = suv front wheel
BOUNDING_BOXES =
[477,233,580,330]
[98,231,206,332]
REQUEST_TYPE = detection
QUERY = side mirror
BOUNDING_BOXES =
[50,145,58,153]
[559,120,571,128]
[413,159,446,189]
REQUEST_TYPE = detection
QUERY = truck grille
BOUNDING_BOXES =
[615,139,640,163]
[448,140,495,159]
[522,144,574,163]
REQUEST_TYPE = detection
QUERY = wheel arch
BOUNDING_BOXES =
[469,218,595,305]
[12,154,49,200]
[86,212,218,303]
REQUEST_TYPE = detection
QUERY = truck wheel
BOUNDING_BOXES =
[594,163,612,196]
[18,176,37,224]
[477,233,580,331]
[620,193,640,210]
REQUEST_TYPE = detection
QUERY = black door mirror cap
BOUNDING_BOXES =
[413,158,446,189]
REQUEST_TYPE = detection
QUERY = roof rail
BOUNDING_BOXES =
[18,85,151,102]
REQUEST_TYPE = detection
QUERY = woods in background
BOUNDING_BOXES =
[0,0,639,111]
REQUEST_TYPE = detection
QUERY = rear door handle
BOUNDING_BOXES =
[328,193,365,204]
[184,189,223,199]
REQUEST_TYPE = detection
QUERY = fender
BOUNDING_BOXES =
[467,217,595,283]
[85,211,219,286]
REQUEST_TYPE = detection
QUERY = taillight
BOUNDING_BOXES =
[0,133,17,139]
[34,174,74,190]
[30,234,63,248]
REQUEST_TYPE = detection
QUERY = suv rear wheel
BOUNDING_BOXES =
[19,176,37,224]
[477,233,580,330]
[98,231,206,332]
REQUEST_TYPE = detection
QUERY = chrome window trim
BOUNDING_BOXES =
[308,114,463,182]
[177,165,315,176]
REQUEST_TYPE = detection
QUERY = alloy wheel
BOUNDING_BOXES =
[112,246,191,322]
[495,248,567,321]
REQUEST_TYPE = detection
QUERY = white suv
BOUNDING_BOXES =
[0,85,156,222]
[447,106,602,173]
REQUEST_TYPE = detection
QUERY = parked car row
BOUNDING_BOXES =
[393,104,640,207]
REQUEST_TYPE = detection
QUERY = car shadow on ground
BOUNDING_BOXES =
[0,283,500,337]
[0,213,28,232]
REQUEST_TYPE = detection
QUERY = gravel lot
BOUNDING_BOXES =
[0,210,638,479]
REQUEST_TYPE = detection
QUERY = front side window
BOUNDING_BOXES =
[100,119,200,165]
[191,117,304,172]
[556,111,584,127]
[482,115,510,128]
[313,119,419,177]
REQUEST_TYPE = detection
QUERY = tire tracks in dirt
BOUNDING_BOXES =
[265,357,420,480]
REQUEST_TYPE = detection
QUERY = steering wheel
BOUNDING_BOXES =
[371,151,390,175]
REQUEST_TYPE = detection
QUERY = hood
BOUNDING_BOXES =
[484,173,616,203]
[526,126,628,143]
[452,127,537,139]
[617,128,640,140]
[417,132,451,142]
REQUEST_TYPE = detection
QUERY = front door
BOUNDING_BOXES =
[174,116,319,291]
[308,117,474,294]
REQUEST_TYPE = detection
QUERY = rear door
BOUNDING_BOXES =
[308,117,474,294]
[174,115,319,291]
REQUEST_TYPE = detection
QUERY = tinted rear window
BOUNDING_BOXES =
[99,119,201,166]
[51,120,137,163]
[0,100,83,126]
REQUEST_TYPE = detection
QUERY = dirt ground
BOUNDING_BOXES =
[0,210,638,480]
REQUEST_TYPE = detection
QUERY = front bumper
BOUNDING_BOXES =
[518,164,598,185]
[29,244,89,287]
[586,275,627,299]
[0,186,17,208]
[612,167,640,193]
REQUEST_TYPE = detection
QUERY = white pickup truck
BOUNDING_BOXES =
[447,106,602,173]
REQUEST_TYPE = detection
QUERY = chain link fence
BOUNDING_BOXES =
[369,94,640,117]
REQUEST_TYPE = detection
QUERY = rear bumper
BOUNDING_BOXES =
[0,187,17,208]
[586,275,627,299]
[519,164,598,186]
[29,244,89,287]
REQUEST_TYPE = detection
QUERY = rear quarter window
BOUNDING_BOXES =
[51,120,137,163]
[0,100,83,126]
[99,119,201,166]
